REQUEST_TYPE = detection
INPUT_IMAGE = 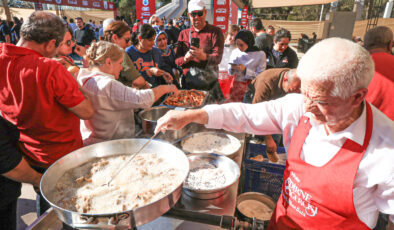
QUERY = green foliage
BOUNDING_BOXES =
[118,0,135,24]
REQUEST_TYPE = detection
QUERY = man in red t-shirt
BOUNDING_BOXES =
[0,12,93,169]
[0,11,94,216]
[364,26,394,120]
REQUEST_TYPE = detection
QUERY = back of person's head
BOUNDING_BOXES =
[297,37,374,99]
[168,19,174,25]
[13,16,21,25]
[131,24,156,46]
[251,18,264,31]
[228,24,240,34]
[69,18,74,23]
[63,16,67,20]
[104,21,130,42]
[21,11,66,47]
[363,26,393,51]
[85,41,123,66]
[274,28,291,42]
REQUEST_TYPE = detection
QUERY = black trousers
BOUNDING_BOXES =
[0,200,17,230]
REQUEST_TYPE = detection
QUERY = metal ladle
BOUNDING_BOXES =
[104,132,159,186]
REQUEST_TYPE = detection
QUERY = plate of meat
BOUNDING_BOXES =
[163,90,208,108]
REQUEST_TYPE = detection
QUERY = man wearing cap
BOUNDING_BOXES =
[175,0,225,100]
[155,37,394,229]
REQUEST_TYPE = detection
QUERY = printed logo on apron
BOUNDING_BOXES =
[283,171,318,218]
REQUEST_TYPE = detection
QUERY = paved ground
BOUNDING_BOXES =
[17,183,37,229]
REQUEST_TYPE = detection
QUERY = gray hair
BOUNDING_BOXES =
[148,15,160,25]
[285,69,298,83]
[103,18,115,31]
[20,11,66,47]
[297,37,374,99]
[363,26,393,51]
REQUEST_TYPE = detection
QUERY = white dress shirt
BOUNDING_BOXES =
[77,68,155,145]
[203,94,394,228]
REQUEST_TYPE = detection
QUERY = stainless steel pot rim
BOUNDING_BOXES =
[138,106,171,122]
[181,131,242,157]
[182,153,240,193]
[40,138,190,217]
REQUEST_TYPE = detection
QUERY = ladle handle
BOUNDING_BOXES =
[106,133,159,186]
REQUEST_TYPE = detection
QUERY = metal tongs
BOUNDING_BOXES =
[104,133,159,186]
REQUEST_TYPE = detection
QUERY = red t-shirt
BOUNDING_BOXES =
[365,52,394,120]
[0,43,85,168]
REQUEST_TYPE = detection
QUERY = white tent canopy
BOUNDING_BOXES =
[252,0,337,8]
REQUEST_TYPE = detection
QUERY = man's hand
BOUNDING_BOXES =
[154,109,209,134]
[155,110,191,134]
[147,67,165,77]
[74,45,86,58]
[162,72,173,84]
[190,46,207,61]
[265,135,277,155]
[184,51,194,63]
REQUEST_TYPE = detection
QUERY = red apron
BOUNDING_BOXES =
[268,103,373,230]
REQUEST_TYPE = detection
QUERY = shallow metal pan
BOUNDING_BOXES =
[40,139,189,229]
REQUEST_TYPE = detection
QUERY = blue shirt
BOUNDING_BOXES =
[125,46,170,87]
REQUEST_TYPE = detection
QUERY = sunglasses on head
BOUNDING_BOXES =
[191,11,204,17]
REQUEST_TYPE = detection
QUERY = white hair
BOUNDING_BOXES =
[297,37,374,99]
[103,18,115,31]
[148,14,160,25]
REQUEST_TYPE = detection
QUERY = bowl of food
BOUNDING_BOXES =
[181,131,241,158]
[163,90,207,108]
[183,153,240,199]
[236,192,276,221]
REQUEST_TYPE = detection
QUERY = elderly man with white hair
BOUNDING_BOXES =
[154,37,394,229]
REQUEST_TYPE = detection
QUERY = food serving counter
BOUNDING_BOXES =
[27,131,247,230]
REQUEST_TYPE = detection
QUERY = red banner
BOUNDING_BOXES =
[213,0,229,33]
[24,0,115,11]
[240,6,248,28]
[136,0,156,25]
[229,0,238,25]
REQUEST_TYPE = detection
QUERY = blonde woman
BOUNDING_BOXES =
[78,41,178,145]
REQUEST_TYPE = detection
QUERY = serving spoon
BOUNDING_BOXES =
[104,132,159,186]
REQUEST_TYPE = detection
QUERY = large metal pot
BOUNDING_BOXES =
[139,106,194,141]
[40,139,189,229]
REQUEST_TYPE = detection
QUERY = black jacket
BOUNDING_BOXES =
[266,47,299,69]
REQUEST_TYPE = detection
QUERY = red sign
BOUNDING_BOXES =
[34,2,44,10]
[24,0,115,11]
[213,0,229,33]
[229,0,238,25]
[136,0,156,25]
[240,6,248,28]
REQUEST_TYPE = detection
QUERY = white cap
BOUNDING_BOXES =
[188,0,206,13]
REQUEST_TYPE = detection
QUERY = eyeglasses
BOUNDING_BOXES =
[191,11,204,17]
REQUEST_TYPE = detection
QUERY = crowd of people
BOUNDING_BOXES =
[0,0,393,228]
